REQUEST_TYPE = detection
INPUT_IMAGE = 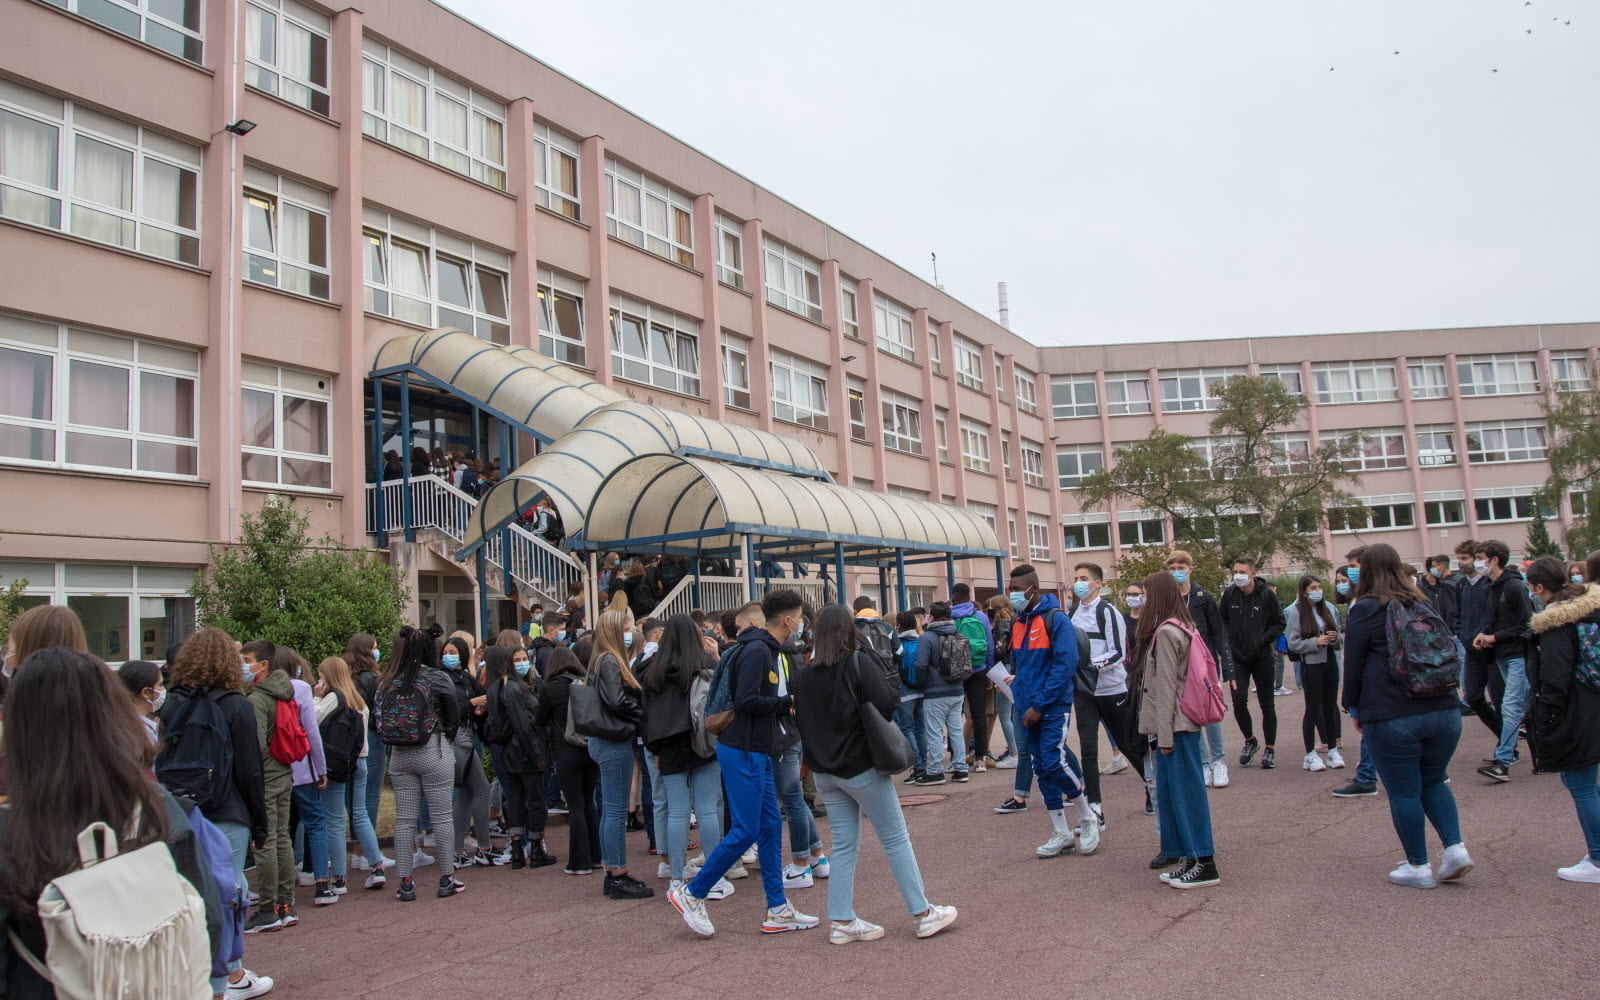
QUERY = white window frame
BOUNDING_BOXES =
[609,293,700,396]
[770,351,829,430]
[1057,444,1104,489]
[928,326,943,375]
[1118,514,1167,547]
[1014,366,1039,414]
[1549,351,1592,392]
[0,562,199,666]
[604,156,694,267]
[847,376,868,441]
[1062,514,1111,551]
[244,0,331,116]
[1021,440,1046,488]
[240,361,332,491]
[1051,375,1098,419]
[1160,367,1244,412]
[0,314,199,479]
[1104,372,1152,415]
[362,209,511,344]
[1324,427,1407,471]
[242,167,331,300]
[880,389,923,455]
[532,122,580,220]
[1270,433,1311,474]
[1423,493,1467,527]
[1407,357,1449,399]
[762,237,823,322]
[1473,488,1541,524]
[721,336,752,410]
[968,501,999,537]
[959,416,991,474]
[52,0,203,63]
[537,267,586,367]
[1311,360,1399,404]
[839,278,861,340]
[1258,364,1304,396]
[1465,420,1549,464]
[874,294,915,362]
[1330,494,1416,533]
[934,407,949,463]
[0,82,202,264]
[1027,514,1053,561]
[1415,425,1457,468]
[361,40,508,190]
[715,213,744,290]
[954,336,984,391]
[1457,353,1539,397]
[1008,509,1020,559]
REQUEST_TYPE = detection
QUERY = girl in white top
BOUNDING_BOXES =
[1283,575,1345,772]
[314,655,389,895]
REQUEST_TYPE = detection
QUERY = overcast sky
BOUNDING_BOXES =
[439,0,1598,347]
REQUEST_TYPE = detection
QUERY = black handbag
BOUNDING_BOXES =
[852,653,914,775]
[568,680,635,743]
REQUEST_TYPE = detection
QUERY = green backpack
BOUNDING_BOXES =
[954,613,990,674]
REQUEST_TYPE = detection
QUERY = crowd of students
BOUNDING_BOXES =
[2,540,1598,994]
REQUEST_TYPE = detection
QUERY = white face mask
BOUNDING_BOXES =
[1473,559,1488,573]
[1232,573,1251,588]
[147,689,166,712]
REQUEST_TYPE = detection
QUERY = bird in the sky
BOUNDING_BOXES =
[1492,68,1500,72]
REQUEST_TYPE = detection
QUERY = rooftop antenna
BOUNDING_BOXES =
[931,252,943,291]
[998,281,1010,330]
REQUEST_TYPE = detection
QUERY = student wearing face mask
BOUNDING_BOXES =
[1284,576,1344,772]
[1068,563,1135,826]
[484,645,557,871]
[1164,551,1234,787]
[119,659,166,743]
[1474,539,1537,784]
[1220,557,1285,770]
[1453,539,1503,740]
[1419,556,1460,635]
[440,637,498,867]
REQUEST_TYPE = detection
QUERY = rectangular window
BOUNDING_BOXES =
[880,389,922,455]
[0,562,198,665]
[0,83,200,264]
[770,351,829,430]
[1021,440,1046,488]
[1549,350,1592,392]
[604,156,693,267]
[1063,517,1111,551]
[1118,515,1166,546]
[1027,514,1052,561]
[1008,510,1019,558]
[1407,357,1449,399]
[532,122,580,220]
[1051,375,1098,419]
[928,326,942,375]
[1104,372,1152,415]
[1001,431,1013,478]
[959,417,990,474]
[240,361,330,490]
[995,359,1006,401]
[714,214,744,290]
[536,267,586,366]
[1057,444,1104,488]
[1465,419,1549,464]
[847,377,867,441]
[967,501,998,536]
[1474,490,1541,523]
[1014,366,1039,414]
[362,209,510,344]
[1323,427,1407,471]
[1570,491,1588,517]
[53,0,203,63]
[934,407,949,463]
[1312,360,1399,404]
[1330,495,1416,533]
[1415,425,1457,467]
[1259,364,1304,396]
[839,279,861,340]
[361,40,507,190]
[242,167,330,299]
[0,313,198,477]
[1424,497,1466,526]
[954,336,984,391]
[721,337,751,410]
[609,293,699,396]
[874,294,915,362]
[1270,433,1310,474]
[1457,353,1539,396]
[1160,367,1244,412]
[245,0,330,116]
[762,237,822,321]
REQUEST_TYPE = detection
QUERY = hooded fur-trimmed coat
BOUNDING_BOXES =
[1528,584,1600,774]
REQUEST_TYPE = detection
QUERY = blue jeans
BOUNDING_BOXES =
[1494,657,1529,766]
[1012,699,1034,797]
[1365,708,1464,866]
[291,783,328,880]
[921,694,967,777]
[815,769,930,922]
[364,733,386,831]
[1024,708,1086,810]
[689,743,786,908]
[633,741,657,846]
[322,758,384,877]
[774,743,821,861]
[587,736,635,870]
[1560,764,1600,860]
[895,690,926,773]
[209,819,249,994]
[995,687,1018,756]
[1203,720,1226,765]
[1155,730,1214,859]
[1356,733,1378,785]
[662,758,724,878]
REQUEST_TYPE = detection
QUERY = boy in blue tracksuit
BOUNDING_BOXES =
[1006,563,1101,859]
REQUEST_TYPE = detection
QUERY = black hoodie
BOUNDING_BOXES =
[1220,576,1285,663]
[1484,565,1535,663]
[717,626,793,755]
[1185,584,1235,682]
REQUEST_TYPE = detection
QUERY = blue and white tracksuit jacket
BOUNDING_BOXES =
[1009,594,1086,809]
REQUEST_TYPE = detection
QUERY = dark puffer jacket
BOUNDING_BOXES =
[1528,585,1600,774]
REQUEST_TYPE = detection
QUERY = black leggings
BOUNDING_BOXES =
[499,764,548,841]
[1300,659,1341,752]
[1074,690,1137,805]
[1232,653,1277,746]
[964,674,992,760]
[1462,646,1504,737]
[552,740,600,870]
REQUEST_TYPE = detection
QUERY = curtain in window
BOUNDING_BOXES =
[391,74,427,131]
[142,159,195,229]
[73,135,133,211]
[246,5,275,64]
[0,346,52,420]
[68,360,129,430]
[434,96,468,148]
[280,202,322,266]
[0,110,59,226]
[362,59,384,112]
[282,397,328,456]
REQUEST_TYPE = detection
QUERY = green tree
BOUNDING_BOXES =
[1524,494,1565,560]
[1104,543,1229,599]
[1541,365,1600,557]
[191,500,408,665]
[1080,375,1366,578]
[0,577,30,651]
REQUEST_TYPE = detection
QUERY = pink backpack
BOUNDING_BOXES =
[1163,619,1227,726]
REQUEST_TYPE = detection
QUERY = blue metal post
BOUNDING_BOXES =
[878,564,888,612]
[477,551,491,640]
[946,554,956,596]
[895,548,909,611]
[995,556,1006,594]
[744,535,757,601]
[399,376,415,543]
[372,377,387,548]
[498,421,513,596]
[833,543,847,606]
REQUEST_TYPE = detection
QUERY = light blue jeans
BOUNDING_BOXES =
[815,769,930,922]
[662,758,725,878]
[1204,720,1226,765]
[322,757,384,877]
[588,736,635,870]
[210,819,249,995]
[995,687,1019,756]
[1560,764,1600,860]
[774,743,822,861]
[364,733,386,832]
[921,694,967,777]
[1494,657,1529,766]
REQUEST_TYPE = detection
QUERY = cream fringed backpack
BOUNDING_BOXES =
[7,812,210,1000]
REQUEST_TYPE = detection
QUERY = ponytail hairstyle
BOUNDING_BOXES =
[1295,574,1336,637]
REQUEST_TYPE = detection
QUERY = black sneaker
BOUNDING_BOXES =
[1159,859,1196,882]
[604,873,655,900]
[396,878,417,902]
[1477,760,1511,782]
[1169,859,1220,889]
[279,904,297,928]
[1260,748,1276,770]
[527,845,559,868]
[437,876,466,898]
[1331,779,1378,797]
[548,799,570,815]
[951,771,970,783]
[312,882,338,906]
[1149,854,1181,870]
[903,770,926,784]
[993,796,1028,814]
[243,907,283,934]
[1144,789,1155,815]
[330,876,348,895]
[914,773,947,786]
[1239,738,1261,766]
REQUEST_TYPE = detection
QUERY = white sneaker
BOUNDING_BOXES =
[724,863,749,880]
[412,850,435,869]
[363,869,386,890]
[995,756,1019,770]
[225,970,275,999]
[741,846,758,866]
[1439,843,1475,882]
[913,903,958,938]
[1076,817,1101,856]
[1557,856,1600,883]
[706,877,735,900]
[782,863,814,889]
[1326,747,1346,769]
[669,884,715,937]
[1211,762,1230,788]
[489,847,512,866]
[657,862,674,880]
[1036,831,1075,858]
[1303,751,1326,772]
[420,831,436,849]
[1100,753,1130,775]
[761,902,820,933]
[1389,862,1438,889]
[1203,762,1214,787]
[295,871,315,887]
[829,917,884,944]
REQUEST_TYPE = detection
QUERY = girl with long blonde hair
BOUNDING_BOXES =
[585,608,650,898]
[313,655,388,896]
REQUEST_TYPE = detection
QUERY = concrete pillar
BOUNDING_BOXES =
[580,135,612,387]
[506,98,539,352]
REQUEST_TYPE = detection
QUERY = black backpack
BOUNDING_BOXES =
[155,690,235,812]
[318,690,366,784]
[853,619,900,689]
[934,631,974,682]
[543,508,566,545]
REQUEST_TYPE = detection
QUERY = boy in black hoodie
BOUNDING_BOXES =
[1220,557,1285,770]
[1474,540,1536,782]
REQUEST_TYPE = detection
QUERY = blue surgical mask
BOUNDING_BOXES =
[372,648,381,663]
[513,659,531,677]
[1347,567,1361,584]
[624,632,634,648]
[556,631,567,642]
[1072,581,1092,601]
[1171,569,1188,585]
[241,660,254,683]
[1008,591,1029,612]
[1335,582,1351,596]
[1308,590,1324,603]
[1574,574,1586,584]
[1126,595,1143,610]
[441,653,461,669]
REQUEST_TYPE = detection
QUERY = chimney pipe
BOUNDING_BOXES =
[997,281,1010,330]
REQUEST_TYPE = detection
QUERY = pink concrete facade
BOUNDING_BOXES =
[0,0,1594,645]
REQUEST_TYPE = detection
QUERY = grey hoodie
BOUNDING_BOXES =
[912,620,967,698]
